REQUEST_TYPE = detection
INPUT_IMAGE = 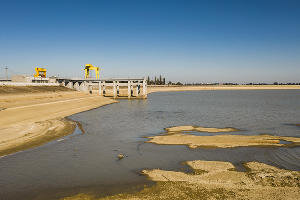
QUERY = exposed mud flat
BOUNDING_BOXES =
[62,160,300,200]
[146,126,300,148]
[146,133,300,148]
[165,125,239,133]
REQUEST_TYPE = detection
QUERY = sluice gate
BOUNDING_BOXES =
[57,78,147,99]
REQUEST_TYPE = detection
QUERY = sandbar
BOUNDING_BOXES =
[147,133,300,148]
[145,125,300,148]
[165,125,239,133]
[62,160,300,200]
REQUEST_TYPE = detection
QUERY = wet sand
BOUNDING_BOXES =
[149,85,300,93]
[147,133,300,148]
[146,125,300,148]
[0,86,117,156]
[0,118,76,157]
[62,160,300,200]
[165,125,239,133]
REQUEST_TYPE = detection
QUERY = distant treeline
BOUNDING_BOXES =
[147,76,184,85]
[223,82,300,85]
[147,76,300,86]
[179,82,300,86]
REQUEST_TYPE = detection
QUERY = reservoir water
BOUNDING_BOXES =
[0,90,300,199]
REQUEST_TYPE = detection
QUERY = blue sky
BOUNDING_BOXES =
[0,0,299,83]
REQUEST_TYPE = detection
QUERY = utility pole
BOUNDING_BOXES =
[4,66,8,80]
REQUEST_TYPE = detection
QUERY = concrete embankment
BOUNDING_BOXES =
[0,86,117,157]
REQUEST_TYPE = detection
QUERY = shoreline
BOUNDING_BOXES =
[0,87,117,157]
[0,118,76,157]
[148,85,300,93]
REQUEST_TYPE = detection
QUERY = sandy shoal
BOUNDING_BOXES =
[0,89,117,156]
[144,125,300,148]
[62,160,300,200]
[165,125,239,133]
[146,133,300,148]
[148,85,300,93]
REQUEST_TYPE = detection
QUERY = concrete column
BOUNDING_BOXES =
[66,82,73,89]
[117,81,120,96]
[143,79,147,98]
[137,83,141,96]
[128,81,131,98]
[88,82,92,94]
[98,81,102,96]
[80,81,88,93]
[103,81,106,96]
[83,82,87,92]
[89,81,92,93]
[113,81,117,98]
[78,82,83,91]
[134,82,139,97]
[84,82,89,93]
[74,82,80,91]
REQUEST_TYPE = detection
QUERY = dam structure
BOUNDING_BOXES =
[57,78,148,99]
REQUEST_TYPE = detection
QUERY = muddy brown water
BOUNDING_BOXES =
[0,90,300,199]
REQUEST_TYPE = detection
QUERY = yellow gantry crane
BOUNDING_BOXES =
[34,67,47,78]
[84,64,100,79]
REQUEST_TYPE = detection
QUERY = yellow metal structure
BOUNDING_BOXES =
[84,64,100,79]
[34,67,47,78]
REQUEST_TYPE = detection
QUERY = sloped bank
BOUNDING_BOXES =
[0,87,117,157]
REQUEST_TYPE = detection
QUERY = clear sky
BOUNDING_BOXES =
[0,0,299,83]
